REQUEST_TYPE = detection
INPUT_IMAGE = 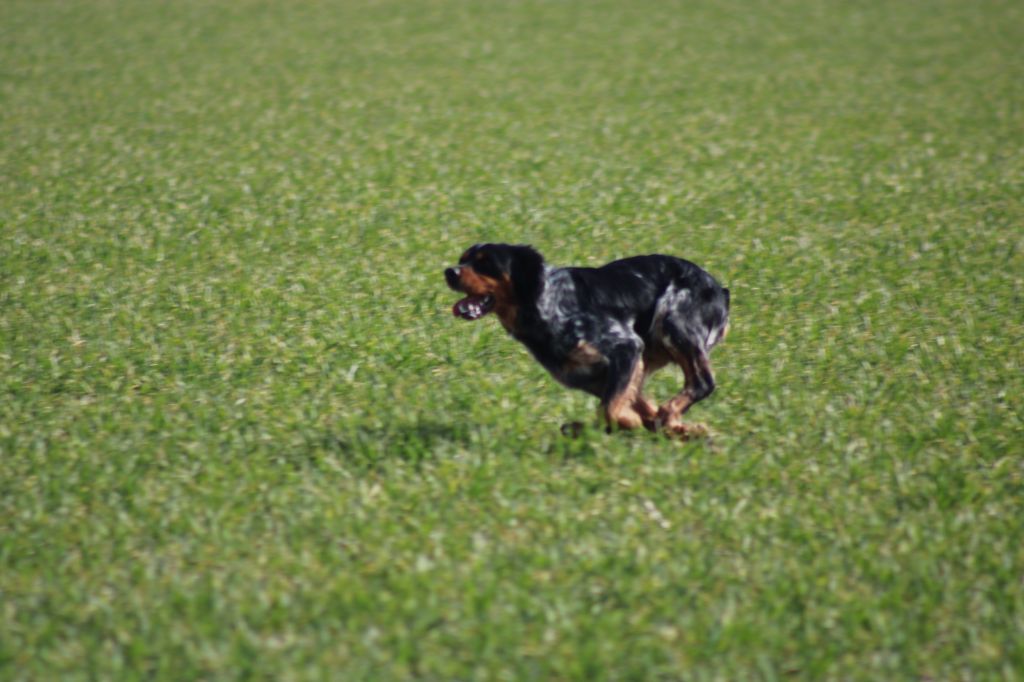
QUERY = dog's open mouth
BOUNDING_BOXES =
[452,295,495,320]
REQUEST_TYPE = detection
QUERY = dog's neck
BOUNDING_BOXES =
[513,266,574,337]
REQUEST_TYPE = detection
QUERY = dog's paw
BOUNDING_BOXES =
[663,422,710,441]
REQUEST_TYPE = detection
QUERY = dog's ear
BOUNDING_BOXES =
[509,245,545,304]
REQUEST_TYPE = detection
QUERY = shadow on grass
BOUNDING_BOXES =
[288,417,607,471]
[301,419,477,471]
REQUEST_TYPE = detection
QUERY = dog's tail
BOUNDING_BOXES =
[712,287,730,347]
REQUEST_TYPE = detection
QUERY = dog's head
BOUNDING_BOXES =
[445,243,545,327]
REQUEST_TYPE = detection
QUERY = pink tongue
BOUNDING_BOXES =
[453,296,488,320]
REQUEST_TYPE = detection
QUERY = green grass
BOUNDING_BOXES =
[2,0,1023,678]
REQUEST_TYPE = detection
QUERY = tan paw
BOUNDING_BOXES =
[663,422,710,441]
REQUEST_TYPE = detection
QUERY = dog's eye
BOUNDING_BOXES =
[473,254,501,277]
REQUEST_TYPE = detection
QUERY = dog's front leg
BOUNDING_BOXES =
[601,342,646,432]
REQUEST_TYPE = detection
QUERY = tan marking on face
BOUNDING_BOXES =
[456,267,519,332]
[456,265,498,297]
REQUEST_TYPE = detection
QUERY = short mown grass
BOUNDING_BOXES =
[2,0,1022,679]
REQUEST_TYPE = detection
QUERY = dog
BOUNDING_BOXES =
[444,244,730,437]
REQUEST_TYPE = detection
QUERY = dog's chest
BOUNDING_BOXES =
[552,340,608,390]
[517,323,603,385]
[516,333,608,393]
[521,271,611,391]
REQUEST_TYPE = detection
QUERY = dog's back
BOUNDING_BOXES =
[566,254,730,354]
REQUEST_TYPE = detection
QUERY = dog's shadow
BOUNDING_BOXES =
[291,417,611,470]
[300,419,476,470]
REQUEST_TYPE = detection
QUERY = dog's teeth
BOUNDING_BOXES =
[453,295,491,320]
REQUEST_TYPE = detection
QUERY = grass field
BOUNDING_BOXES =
[2,0,1023,679]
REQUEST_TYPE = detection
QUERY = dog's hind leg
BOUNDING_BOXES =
[656,348,715,435]
[651,282,728,437]
[654,314,721,437]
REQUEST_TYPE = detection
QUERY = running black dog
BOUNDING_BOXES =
[445,244,730,436]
